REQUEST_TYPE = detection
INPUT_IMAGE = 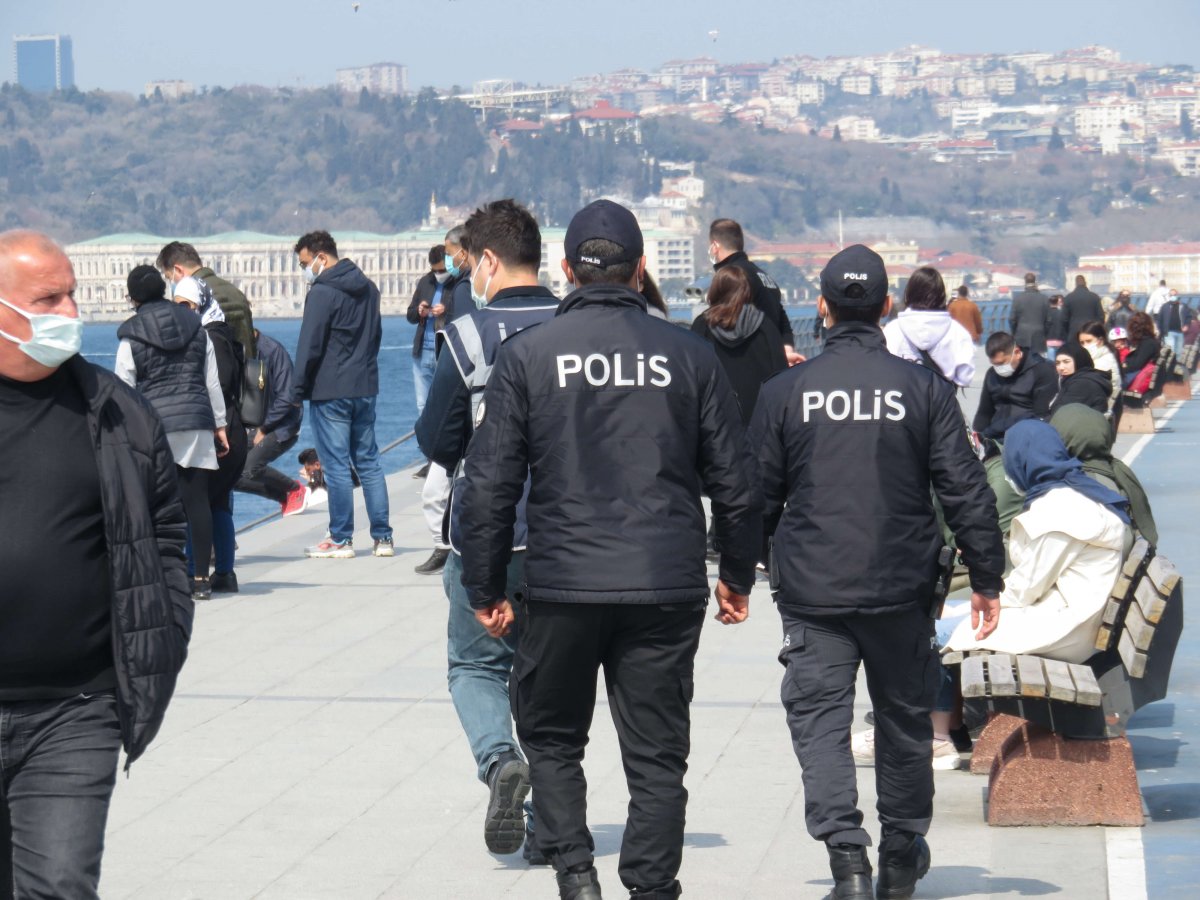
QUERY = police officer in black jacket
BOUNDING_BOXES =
[747,245,1006,900]
[459,200,761,900]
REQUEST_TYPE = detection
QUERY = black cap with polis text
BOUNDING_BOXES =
[819,244,888,307]
[564,199,644,267]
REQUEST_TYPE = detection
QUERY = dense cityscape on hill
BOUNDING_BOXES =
[6,37,1200,316]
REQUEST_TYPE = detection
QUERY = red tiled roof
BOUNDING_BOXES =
[498,119,542,131]
[574,100,638,120]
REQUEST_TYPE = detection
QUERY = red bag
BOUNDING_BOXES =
[1128,362,1155,394]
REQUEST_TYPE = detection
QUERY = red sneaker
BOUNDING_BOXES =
[281,483,309,517]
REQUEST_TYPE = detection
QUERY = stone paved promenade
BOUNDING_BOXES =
[100,375,1199,899]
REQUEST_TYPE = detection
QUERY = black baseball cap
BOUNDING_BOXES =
[819,244,888,307]
[564,199,644,267]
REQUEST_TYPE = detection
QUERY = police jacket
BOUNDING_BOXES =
[117,300,215,434]
[292,259,382,403]
[458,282,762,609]
[63,356,193,767]
[714,252,795,347]
[747,323,1004,617]
[972,351,1057,439]
[415,286,560,552]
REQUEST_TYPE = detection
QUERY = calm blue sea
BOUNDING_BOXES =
[83,317,426,530]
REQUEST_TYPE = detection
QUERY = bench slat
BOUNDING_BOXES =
[1133,578,1167,625]
[1042,659,1078,702]
[1068,664,1103,707]
[1094,622,1118,653]
[987,653,1017,696]
[941,650,964,666]
[961,656,987,698]
[1015,655,1047,698]
[1146,555,1180,598]
[1124,598,1157,651]
[1118,630,1148,679]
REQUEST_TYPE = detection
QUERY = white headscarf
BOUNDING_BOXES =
[175,275,225,325]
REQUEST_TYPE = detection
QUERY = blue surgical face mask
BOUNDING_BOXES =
[470,256,493,308]
[0,295,84,368]
[445,249,462,277]
[302,255,324,285]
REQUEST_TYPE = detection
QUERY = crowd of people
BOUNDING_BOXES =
[0,204,1190,900]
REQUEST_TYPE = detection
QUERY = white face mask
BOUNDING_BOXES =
[0,295,84,368]
[433,271,451,285]
[470,257,494,309]
[302,256,324,285]
[707,244,719,267]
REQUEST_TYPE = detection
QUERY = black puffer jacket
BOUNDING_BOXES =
[63,355,193,766]
[972,351,1058,439]
[459,283,762,608]
[117,300,213,433]
[748,323,1005,616]
[1049,368,1112,416]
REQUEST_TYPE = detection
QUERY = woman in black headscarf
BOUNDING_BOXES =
[1049,342,1111,417]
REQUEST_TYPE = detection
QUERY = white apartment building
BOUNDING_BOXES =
[1078,242,1200,293]
[1157,143,1200,177]
[839,73,874,96]
[66,228,695,321]
[831,115,880,142]
[336,62,408,96]
[795,81,826,105]
[143,80,195,100]
[1073,100,1145,138]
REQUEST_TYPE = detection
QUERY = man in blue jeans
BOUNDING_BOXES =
[415,200,560,862]
[292,230,393,558]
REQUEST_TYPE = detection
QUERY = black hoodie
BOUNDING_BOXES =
[293,258,382,403]
[691,305,787,424]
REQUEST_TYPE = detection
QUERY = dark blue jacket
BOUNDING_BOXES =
[292,259,382,403]
[255,330,303,442]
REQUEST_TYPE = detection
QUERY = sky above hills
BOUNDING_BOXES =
[5,0,1199,94]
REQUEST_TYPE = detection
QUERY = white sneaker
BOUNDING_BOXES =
[304,538,354,559]
[851,729,876,765]
[932,738,963,771]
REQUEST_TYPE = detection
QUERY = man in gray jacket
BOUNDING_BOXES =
[1009,272,1051,355]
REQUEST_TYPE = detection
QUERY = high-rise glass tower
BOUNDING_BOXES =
[13,34,75,92]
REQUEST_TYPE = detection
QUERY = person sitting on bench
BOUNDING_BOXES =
[1050,403,1158,547]
[943,419,1131,664]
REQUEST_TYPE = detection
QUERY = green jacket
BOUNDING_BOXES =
[194,267,255,358]
[1051,403,1158,546]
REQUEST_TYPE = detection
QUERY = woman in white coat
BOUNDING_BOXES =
[945,419,1132,663]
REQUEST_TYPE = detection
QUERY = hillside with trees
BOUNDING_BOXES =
[3,83,1200,271]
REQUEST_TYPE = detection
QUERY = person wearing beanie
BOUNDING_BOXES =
[116,264,230,601]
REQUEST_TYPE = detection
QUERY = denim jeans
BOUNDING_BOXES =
[0,691,122,899]
[412,348,437,417]
[1165,331,1184,358]
[443,550,525,782]
[310,397,392,545]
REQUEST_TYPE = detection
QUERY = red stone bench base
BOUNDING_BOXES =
[986,722,1144,826]
[1161,380,1192,401]
[970,713,1026,775]
[1117,406,1155,434]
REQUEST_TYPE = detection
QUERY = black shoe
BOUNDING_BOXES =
[949,724,973,753]
[413,462,431,479]
[191,578,211,601]
[827,843,873,900]
[485,754,530,855]
[557,866,602,900]
[414,547,449,575]
[210,571,239,594]
[876,833,930,900]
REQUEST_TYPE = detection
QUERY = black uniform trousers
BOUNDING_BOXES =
[778,604,939,847]
[511,598,705,897]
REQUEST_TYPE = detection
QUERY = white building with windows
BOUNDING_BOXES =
[1077,242,1200,293]
[335,62,408,96]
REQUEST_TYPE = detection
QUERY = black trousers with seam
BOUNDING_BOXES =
[777,604,939,848]
[511,598,705,898]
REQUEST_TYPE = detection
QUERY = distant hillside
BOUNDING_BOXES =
[3,84,1200,275]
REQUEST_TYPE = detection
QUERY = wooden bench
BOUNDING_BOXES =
[1161,347,1194,401]
[943,539,1184,825]
[1118,346,1175,432]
